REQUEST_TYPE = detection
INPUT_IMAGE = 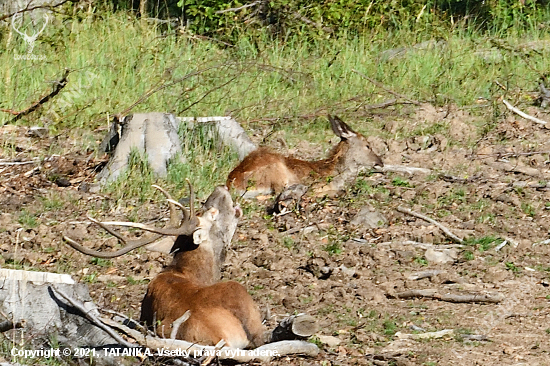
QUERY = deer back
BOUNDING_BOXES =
[226,115,383,197]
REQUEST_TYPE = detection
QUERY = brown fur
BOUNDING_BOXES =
[227,116,383,196]
[140,206,265,349]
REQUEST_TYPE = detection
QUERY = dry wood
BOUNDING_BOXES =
[4,69,70,123]
[392,289,504,303]
[216,1,260,14]
[376,164,431,175]
[377,240,464,250]
[170,310,191,340]
[201,339,225,366]
[268,314,319,343]
[49,287,136,348]
[533,239,550,246]
[395,329,454,340]
[101,317,319,362]
[396,206,464,244]
[502,99,548,125]
[406,270,444,281]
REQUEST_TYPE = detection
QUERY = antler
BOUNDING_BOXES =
[63,181,198,258]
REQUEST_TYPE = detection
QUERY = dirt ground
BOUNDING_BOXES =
[1,103,550,366]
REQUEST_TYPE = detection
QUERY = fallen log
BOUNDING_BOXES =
[390,289,504,303]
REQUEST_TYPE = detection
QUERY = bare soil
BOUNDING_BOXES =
[1,103,550,366]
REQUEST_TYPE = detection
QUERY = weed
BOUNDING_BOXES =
[505,262,520,273]
[90,257,112,267]
[463,251,475,261]
[82,273,98,283]
[464,236,503,251]
[283,236,295,250]
[127,276,148,285]
[18,210,38,229]
[414,256,428,266]
[392,177,412,187]
[521,202,536,217]
[383,320,398,336]
[323,242,342,255]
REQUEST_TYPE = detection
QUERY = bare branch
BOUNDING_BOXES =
[502,99,548,125]
[3,69,70,123]
[216,1,261,14]
[0,0,77,22]
[396,206,464,244]
[391,289,504,303]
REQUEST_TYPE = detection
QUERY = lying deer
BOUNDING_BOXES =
[64,183,265,348]
[226,115,383,197]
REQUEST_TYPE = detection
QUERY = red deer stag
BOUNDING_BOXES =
[227,115,383,197]
[64,183,265,349]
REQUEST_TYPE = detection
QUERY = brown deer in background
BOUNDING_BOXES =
[226,115,383,198]
[64,183,265,348]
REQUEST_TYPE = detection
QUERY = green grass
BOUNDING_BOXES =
[1,8,550,198]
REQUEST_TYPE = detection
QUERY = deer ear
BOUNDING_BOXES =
[328,115,357,140]
[193,208,219,245]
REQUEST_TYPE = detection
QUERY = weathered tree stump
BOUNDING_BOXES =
[97,114,256,186]
[0,269,118,348]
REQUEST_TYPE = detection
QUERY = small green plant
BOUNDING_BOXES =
[521,202,536,217]
[90,257,112,267]
[414,256,428,266]
[383,319,397,336]
[283,236,295,250]
[464,236,503,251]
[40,193,64,211]
[463,251,475,261]
[323,242,342,255]
[505,262,520,273]
[17,210,38,229]
[82,273,98,283]
[127,276,148,285]
[392,177,412,187]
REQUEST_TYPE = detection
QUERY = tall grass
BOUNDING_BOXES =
[1,6,550,198]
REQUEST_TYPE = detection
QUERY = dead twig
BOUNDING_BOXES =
[395,329,454,340]
[352,69,423,106]
[502,99,548,125]
[216,1,261,14]
[170,310,191,339]
[406,270,444,281]
[0,0,76,22]
[473,150,550,160]
[49,286,136,348]
[396,206,464,244]
[376,164,431,175]
[4,69,70,123]
[391,289,504,303]
[200,339,226,366]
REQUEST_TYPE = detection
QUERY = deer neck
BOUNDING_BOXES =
[167,235,218,286]
[309,141,349,177]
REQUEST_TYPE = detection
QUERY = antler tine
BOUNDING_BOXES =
[152,185,181,227]
[63,184,200,258]
[186,179,195,219]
